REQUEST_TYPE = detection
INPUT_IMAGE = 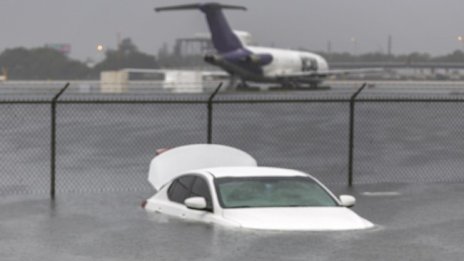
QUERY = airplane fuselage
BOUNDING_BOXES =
[248,46,329,83]
[204,45,330,86]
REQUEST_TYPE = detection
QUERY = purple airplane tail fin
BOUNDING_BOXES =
[155,3,247,54]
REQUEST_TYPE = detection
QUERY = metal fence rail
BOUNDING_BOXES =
[2,82,464,197]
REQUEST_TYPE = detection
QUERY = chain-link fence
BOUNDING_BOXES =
[0,101,51,195]
[2,82,464,196]
[56,101,207,193]
[353,96,464,184]
[212,97,351,185]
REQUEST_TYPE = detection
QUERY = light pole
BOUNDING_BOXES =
[96,44,105,63]
[458,36,464,51]
[350,37,358,55]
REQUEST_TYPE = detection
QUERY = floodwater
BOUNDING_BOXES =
[2,183,464,260]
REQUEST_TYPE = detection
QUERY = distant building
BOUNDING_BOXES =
[0,67,7,81]
[174,31,252,57]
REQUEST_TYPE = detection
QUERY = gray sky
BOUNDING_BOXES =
[1,0,463,61]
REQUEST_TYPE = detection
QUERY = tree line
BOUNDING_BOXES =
[0,38,159,80]
[317,50,464,63]
[1,38,464,80]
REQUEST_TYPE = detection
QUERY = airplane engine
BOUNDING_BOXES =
[205,52,272,67]
[204,54,223,64]
[245,53,273,66]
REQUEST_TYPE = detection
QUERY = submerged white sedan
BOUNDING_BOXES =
[144,144,374,231]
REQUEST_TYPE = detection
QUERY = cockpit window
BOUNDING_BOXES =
[215,177,337,209]
[301,57,318,72]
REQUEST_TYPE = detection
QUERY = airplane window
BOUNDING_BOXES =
[310,59,318,71]
[301,58,309,71]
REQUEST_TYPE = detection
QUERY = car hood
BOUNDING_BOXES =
[222,207,374,231]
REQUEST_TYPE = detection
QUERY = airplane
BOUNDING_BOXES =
[155,2,378,90]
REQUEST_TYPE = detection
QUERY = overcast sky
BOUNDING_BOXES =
[1,0,463,61]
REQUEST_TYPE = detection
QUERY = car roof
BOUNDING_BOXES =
[202,166,311,179]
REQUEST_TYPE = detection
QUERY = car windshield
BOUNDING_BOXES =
[215,176,338,208]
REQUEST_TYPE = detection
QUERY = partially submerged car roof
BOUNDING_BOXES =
[148,144,257,190]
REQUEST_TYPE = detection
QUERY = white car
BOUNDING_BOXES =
[144,144,374,231]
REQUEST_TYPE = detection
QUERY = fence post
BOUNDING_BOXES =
[50,83,70,200]
[207,83,223,144]
[348,83,367,187]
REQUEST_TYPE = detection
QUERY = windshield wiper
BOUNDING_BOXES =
[228,205,255,209]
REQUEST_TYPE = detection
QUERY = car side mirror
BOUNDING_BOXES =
[339,195,356,208]
[184,197,208,210]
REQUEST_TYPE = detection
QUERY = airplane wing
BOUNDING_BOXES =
[274,68,384,79]
[155,3,247,12]
[325,68,384,76]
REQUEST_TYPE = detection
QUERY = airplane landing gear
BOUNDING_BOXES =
[226,75,240,91]
[227,76,258,91]
[280,80,300,89]
[237,79,250,89]
[309,83,319,89]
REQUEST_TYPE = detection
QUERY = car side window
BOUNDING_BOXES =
[168,175,195,204]
[167,175,213,212]
[191,177,213,211]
